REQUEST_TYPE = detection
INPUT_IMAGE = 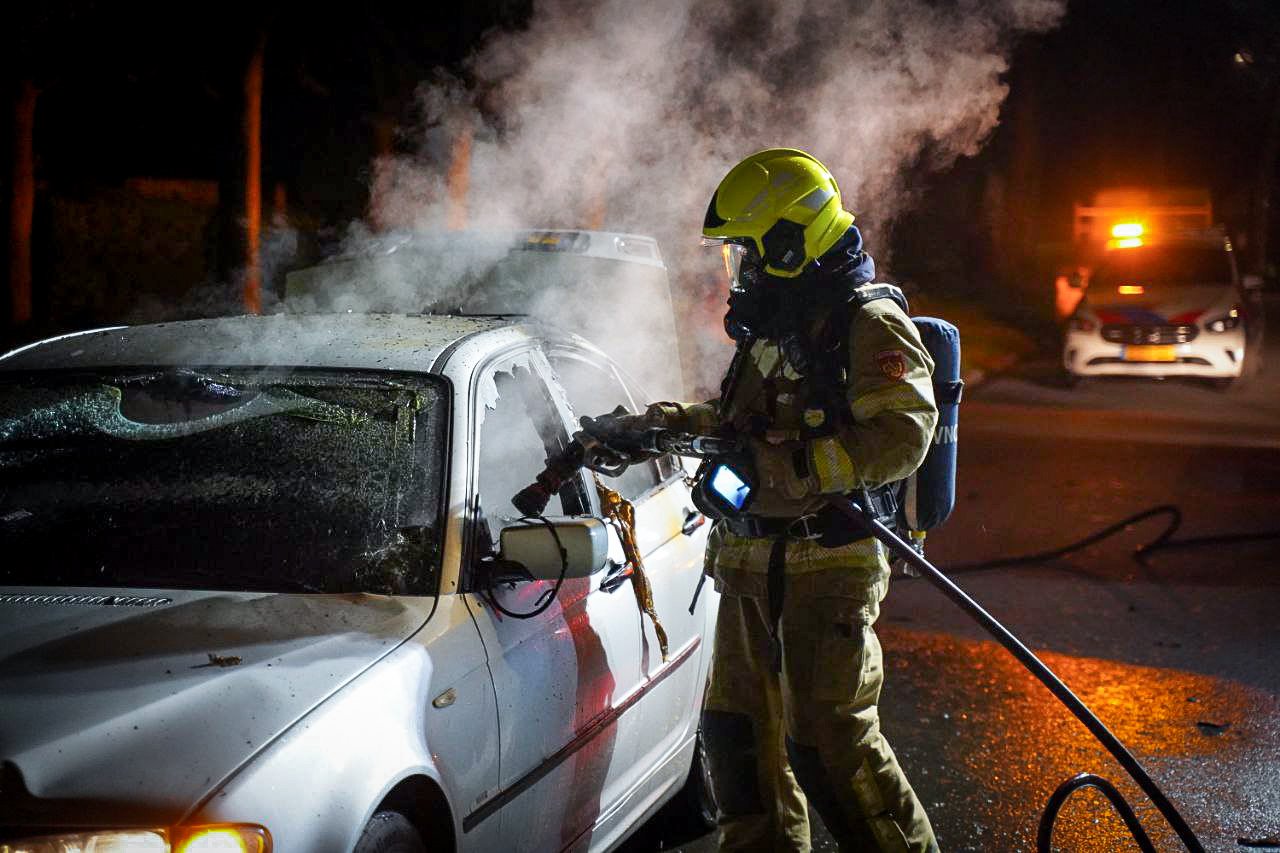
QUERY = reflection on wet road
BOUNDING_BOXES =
[884,627,1280,852]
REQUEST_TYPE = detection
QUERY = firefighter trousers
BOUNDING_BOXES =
[703,580,938,852]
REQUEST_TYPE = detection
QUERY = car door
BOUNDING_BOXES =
[459,346,645,853]
[546,347,712,795]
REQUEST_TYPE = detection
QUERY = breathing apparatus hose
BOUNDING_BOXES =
[827,497,1208,853]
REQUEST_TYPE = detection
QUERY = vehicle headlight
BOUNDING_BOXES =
[1,827,269,853]
[1204,307,1241,333]
[0,832,168,853]
[1069,315,1097,332]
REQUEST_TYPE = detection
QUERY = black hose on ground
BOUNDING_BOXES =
[828,498,1208,853]
[940,503,1280,574]
[1038,774,1158,853]
[915,504,1280,848]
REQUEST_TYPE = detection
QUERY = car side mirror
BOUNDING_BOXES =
[1242,273,1264,291]
[498,516,609,581]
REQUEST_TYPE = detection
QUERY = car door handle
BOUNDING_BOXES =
[599,561,634,593]
[681,508,706,536]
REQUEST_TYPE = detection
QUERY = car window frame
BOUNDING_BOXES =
[459,343,593,592]
[545,344,685,505]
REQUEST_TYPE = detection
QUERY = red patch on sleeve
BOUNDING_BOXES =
[875,349,907,381]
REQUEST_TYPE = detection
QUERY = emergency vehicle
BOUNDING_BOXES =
[1060,189,1265,388]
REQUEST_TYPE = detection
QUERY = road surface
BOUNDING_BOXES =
[626,294,1280,852]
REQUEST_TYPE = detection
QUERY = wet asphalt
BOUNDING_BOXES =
[623,295,1280,852]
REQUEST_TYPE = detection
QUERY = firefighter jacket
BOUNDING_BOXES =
[656,291,938,589]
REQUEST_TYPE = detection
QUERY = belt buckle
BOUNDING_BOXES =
[786,514,823,541]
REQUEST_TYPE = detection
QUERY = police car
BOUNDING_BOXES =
[0,236,717,851]
[1062,225,1265,388]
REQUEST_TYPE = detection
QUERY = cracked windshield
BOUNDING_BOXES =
[0,369,446,595]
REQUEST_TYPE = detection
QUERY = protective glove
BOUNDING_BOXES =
[749,437,816,501]
[640,402,683,428]
[577,407,664,473]
[579,406,650,445]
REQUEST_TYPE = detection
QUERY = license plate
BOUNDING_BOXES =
[1123,345,1177,362]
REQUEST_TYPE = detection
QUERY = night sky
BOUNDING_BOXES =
[5,0,1280,334]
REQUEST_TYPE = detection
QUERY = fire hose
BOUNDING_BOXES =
[825,496,1204,853]
[514,426,1215,852]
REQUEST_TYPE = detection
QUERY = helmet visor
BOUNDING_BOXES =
[704,239,760,288]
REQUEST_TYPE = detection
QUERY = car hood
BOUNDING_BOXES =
[0,588,430,828]
[1084,285,1235,325]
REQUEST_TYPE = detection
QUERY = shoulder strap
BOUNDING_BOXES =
[716,336,754,420]
[848,282,910,315]
[820,283,910,362]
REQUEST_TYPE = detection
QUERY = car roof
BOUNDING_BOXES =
[0,313,519,374]
[319,228,665,270]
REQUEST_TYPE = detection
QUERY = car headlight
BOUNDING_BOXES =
[174,828,269,853]
[0,832,168,853]
[0,827,269,853]
[1204,308,1241,333]
[1069,315,1097,332]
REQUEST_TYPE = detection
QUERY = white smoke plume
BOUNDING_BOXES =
[356,0,1066,397]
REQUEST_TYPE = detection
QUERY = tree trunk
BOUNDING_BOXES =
[8,80,37,327]
[446,120,473,231]
[242,35,265,314]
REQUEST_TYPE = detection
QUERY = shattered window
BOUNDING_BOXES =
[0,369,446,595]
[548,353,671,501]
[477,364,584,545]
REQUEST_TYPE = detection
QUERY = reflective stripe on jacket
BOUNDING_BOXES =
[662,289,937,580]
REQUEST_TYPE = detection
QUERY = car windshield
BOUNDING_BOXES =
[0,369,446,595]
[1092,245,1233,289]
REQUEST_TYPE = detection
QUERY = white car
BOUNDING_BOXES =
[0,313,717,852]
[1062,233,1265,388]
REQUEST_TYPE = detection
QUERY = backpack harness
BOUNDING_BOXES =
[703,283,964,671]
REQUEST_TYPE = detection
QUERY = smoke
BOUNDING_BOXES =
[359,0,1067,396]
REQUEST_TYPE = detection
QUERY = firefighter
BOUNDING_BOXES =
[635,149,939,851]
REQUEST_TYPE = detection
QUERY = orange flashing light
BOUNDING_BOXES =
[721,243,734,280]
[1117,285,1145,295]
[174,826,270,853]
[1111,222,1144,239]
[1107,237,1144,250]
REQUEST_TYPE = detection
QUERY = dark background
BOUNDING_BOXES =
[4,0,1279,346]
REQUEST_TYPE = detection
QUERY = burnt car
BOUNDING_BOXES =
[0,313,716,852]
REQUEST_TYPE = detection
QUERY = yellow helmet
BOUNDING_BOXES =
[702,148,855,278]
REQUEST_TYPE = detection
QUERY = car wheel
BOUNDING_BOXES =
[353,811,426,853]
[662,728,719,833]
